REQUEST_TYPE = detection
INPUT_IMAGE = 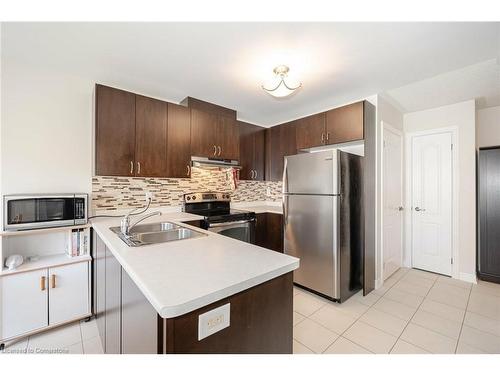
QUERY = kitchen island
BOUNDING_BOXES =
[91,211,299,354]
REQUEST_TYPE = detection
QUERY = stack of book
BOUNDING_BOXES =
[67,229,88,257]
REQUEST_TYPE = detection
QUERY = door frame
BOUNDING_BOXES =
[404,126,459,279]
[380,122,404,281]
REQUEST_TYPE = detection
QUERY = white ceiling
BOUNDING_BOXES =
[385,58,500,113]
[2,22,499,125]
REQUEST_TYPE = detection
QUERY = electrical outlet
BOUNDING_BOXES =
[145,191,154,201]
[198,303,230,341]
[266,187,271,197]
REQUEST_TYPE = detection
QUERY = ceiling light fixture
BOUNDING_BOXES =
[261,65,302,98]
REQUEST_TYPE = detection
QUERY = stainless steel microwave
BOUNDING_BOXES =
[3,194,88,231]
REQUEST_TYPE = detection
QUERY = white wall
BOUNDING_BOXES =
[404,100,476,279]
[476,106,500,148]
[1,62,94,196]
[376,95,404,286]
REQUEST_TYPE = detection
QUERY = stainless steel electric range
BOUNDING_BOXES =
[183,192,256,244]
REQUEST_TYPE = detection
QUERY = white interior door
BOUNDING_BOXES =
[49,262,90,325]
[411,132,453,276]
[383,125,403,280]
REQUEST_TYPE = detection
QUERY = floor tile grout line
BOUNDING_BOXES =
[454,283,473,354]
[79,320,84,354]
[293,336,318,354]
[386,272,440,354]
[329,269,408,354]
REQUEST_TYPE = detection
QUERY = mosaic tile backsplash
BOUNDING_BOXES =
[92,167,282,211]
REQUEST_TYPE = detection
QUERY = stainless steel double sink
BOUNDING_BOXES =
[110,221,206,247]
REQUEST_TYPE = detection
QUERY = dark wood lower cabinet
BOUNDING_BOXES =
[94,233,293,354]
[104,244,122,354]
[121,270,158,354]
[160,272,293,354]
[255,213,284,253]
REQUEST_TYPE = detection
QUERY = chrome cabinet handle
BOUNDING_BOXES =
[415,207,426,212]
[326,132,330,141]
[130,161,134,174]
[217,146,222,156]
[213,145,217,156]
[186,164,191,176]
[254,170,258,179]
[321,133,325,143]
[137,162,141,175]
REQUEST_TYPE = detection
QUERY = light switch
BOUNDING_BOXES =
[198,303,230,341]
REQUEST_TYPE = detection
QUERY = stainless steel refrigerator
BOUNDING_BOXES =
[283,150,364,302]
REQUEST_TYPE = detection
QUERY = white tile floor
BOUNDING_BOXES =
[293,268,500,354]
[0,318,103,354]
[2,267,499,354]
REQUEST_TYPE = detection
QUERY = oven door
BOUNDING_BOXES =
[207,219,256,244]
[4,195,79,230]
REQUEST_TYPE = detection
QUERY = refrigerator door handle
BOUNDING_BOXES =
[283,195,289,226]
[283,157,289,193]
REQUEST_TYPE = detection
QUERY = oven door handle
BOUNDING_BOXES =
[209,219,255,228]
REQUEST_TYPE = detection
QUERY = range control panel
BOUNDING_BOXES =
[183,192,231,203]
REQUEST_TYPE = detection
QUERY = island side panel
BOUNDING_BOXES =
[161,272,293,354]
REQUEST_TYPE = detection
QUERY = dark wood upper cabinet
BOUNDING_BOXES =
[295,113,327,150]
[190,109,219,158]
[95,84,136,176]
[326,101,364,144]
[238,121,265,181]
[265,121,297,182]
[253,129,265,181]
[167,103,192,178]
[190,109,240,160]
[219,115,239,160]
[135,95,168,177]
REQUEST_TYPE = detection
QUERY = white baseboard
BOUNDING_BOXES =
[459,272,477,284]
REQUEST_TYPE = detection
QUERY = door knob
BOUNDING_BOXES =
[398,206,404,211]
[415,207,426,212]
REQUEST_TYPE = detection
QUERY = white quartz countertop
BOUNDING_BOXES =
[91,209,298,319]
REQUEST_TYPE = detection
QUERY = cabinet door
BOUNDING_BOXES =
[48,262,90,325]
[253,129,266,181]
[218,115,239,160]
[190,109,218,158]
[135,95,168,177]
[295,113,326,150]
[105,246,122,354]
[95,84,136,176]
[267,213,284,253]
[255,213,283,253]
[167,103,192,178]
[94,232,106,349]
[266,122,297,181]
[326,101,364,144]
[121,270,158,354]
[255,213,268,248]
[238,121,257,180]
[1,269,48,340]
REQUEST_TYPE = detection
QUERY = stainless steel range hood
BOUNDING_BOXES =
[191,156,241,169]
